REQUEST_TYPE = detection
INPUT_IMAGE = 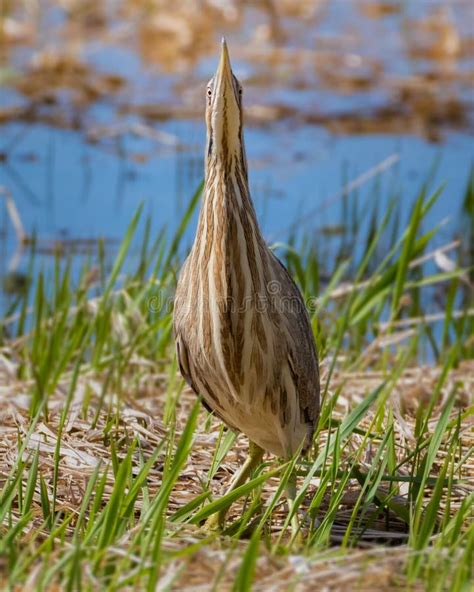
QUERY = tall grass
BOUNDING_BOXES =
[0,173,472,590]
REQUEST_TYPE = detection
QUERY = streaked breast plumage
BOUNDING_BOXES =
[173,39,320,458]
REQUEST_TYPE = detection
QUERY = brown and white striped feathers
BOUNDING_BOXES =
[173,39,320,458]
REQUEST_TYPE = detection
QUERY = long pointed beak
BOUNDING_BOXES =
[215,38,234,89]
[208,39,242,159]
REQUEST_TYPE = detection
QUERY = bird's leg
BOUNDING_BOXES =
[204,441,264,531]
[286,470,302,543]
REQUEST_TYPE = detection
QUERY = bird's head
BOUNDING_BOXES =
[205,39,246,175]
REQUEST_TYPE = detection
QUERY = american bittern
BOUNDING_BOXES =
[174,40,320,533]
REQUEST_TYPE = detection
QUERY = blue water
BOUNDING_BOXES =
[1,0,473,315]
[1,122,471,263]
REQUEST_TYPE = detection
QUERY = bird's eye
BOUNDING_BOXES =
[207,88,212,97]
[238,87,243,95]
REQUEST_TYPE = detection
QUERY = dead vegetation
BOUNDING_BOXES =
[0,0,473,141]
[0,2,473,589]
[0,346,472,589]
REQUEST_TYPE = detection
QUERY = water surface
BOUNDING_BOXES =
[1,0,473,313]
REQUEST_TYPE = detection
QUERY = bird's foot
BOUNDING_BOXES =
[290,514,303,546]
[202,512,225,534]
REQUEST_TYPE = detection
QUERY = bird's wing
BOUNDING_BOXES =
[175,331,199,395]
[174,256,200,395]
[175,329,238,426]
[288,342,320,427]
[271,252,321,429]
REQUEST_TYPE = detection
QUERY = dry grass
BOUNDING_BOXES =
[1,343,472,590]
[1,0,473,142]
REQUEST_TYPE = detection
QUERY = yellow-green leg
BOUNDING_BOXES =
[204,441,264,531]
[286,471,302,543]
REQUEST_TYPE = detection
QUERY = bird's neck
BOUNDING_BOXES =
[200,155,261,245]
[194,159,264,272]
[190,155,267,300]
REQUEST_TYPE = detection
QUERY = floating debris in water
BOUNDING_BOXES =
[2,271,29,295]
